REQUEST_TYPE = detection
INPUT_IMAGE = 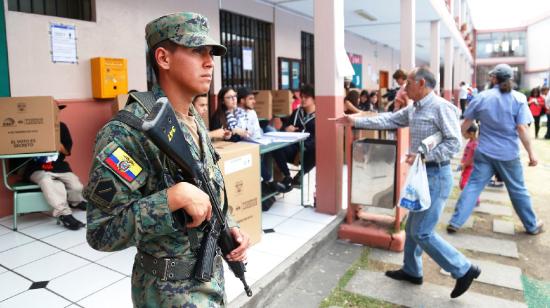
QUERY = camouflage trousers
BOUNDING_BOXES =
[131,255,226,308]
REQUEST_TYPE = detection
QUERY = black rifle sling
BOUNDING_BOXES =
[112,96,230,222]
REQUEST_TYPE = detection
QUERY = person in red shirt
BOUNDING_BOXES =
[528,87,545,138]
[459,123,479,188]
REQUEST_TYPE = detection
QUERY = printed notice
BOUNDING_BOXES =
[242,47,253,71]
[50,23,77,63]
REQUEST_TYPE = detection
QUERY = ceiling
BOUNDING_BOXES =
[261,0,457,62]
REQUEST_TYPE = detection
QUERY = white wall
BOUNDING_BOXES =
[5,0,220,98]
[273,7,313,89]
[526,17,550,72]
[5,0,406,98]
[525,17,550,88]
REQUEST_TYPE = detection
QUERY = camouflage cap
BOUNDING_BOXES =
[145,12,226,56]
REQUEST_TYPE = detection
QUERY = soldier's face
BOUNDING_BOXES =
[167,45,214,95]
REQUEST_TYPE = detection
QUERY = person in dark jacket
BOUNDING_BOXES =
[274,84,316,192]
[25,105,87,230]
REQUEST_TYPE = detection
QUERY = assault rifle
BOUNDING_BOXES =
[141,98,252,297]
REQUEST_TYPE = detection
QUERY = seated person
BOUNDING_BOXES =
[344,90,361,114]
[236,87,262,140]
[210,87,248,141]
[358,90,371,111]
[236,87,278,200]
[192,94,231,140]
[273,84,316,193]
[24,105,86,230]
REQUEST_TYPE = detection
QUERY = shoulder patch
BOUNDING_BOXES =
[89,178,118,210]
[104,147,143,182]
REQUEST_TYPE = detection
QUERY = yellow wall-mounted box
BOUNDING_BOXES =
[91,57,128,99]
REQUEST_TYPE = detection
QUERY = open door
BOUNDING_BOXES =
[379,70,389,89]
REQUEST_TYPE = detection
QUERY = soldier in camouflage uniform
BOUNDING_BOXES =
[84,12,250,307]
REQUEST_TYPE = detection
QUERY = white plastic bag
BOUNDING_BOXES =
[398,154,431,212]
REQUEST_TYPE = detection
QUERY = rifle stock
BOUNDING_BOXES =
[141,98,252,297]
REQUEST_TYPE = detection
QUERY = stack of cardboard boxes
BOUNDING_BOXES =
[253,89,294,119]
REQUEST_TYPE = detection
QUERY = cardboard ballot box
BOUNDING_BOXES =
[0,96,60,155]
[213,141,261,245]
[272,90,293,116]
[254,90,272,119]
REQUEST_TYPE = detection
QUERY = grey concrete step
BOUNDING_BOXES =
[230,213,347,308]
[346,270,526,307]
[369,248,403,266]
[475,203,513,217]
[441,211,475,228]
[441,233,519,258]
[493,219,516,235]
[480,190,510,203]
[441,258,523,291]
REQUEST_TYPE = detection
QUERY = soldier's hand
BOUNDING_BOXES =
[167,182,212,228]
[226,227,250,262]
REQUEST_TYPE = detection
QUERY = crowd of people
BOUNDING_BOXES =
[18,9,545,307]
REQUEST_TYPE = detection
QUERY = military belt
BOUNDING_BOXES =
[135,251,195,281]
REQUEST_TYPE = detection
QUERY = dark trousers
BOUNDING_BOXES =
[459,99,468,117]
[273,143,315,177]
[545,113,550,139]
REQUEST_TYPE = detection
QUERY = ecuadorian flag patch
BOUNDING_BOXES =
[104,147,142,182]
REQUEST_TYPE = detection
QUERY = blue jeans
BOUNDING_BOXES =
[403,164,471,279]
[449,151,538,232]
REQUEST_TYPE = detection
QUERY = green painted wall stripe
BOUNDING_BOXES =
[0,1,10,97]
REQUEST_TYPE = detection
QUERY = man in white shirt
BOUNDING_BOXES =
[237,87,262,140]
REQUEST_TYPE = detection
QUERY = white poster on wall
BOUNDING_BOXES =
[242,47,253,71]
[50,23,78,63]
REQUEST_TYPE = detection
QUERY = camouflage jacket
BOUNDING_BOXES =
[84,85,237,260]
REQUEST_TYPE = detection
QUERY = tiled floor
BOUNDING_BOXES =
[0,168,345,307]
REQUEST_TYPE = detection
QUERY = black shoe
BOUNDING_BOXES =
[526,221,544,235]
[69,201,88,211]
[488,180,504,188]
[291,175,302,188]
[276,176,293,193]
[58,214,85,230]
[447,224,459,234]
[385,269,423,285]
[451,265,481,298]
[262,196,276,212]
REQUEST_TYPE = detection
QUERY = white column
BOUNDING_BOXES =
[443,38,453,101]
[400,0,416,71]
[454,0,462,27]
[313,0,344,214]
[430,21,440,93]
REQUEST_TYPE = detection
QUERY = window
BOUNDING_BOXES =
[301,31,314,86]
[476,31,526,58]
[8,0,93,21]
[220,10,272,90]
